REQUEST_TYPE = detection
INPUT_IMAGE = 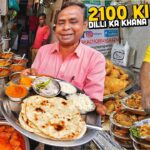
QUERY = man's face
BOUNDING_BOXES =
[55,6,87,46]
[39,16,45,26]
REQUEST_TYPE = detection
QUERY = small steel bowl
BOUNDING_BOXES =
[112,135,133,148]
[12,56,28,66]
[110,123,130,140]
[110,111,132,129]
[0,58,12,67]
[0,67,11,83]
[5,84,29,111]
[132,141,140,150]
[5,84,28,100]
[10,64,26,72]
[9,75,33,90]
[0,52,14,59]
[130,133,150,148]
[121,91,146,116]
[9,72,21,81]
[58,80,77,96]
[130,118,150,142]
[32,76,60,98]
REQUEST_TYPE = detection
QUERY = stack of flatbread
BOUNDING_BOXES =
[19,95,86,140]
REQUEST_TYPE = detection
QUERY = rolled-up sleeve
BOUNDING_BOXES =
[83,53,106,102]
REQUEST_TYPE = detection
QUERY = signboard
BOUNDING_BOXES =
[81,2,119,56]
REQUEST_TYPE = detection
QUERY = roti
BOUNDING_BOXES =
[19,102,50,138]
[19,95,86,140]
[19,114,50,138]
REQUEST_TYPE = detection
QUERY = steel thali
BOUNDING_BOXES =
[0,77,101,147]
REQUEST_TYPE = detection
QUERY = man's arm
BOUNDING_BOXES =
[140,62,150,112]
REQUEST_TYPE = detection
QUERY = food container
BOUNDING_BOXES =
[8,99,22,111]
[110,110,148,129]
[130,118,150,142]
[5,84,28,101]
[112,135,133,148]
[130,134,150,149]
[0,120,30,150]
[32,76,60,97]
[12,56,28,66]
[132,141,150,150]
[0,51,14,59]
[0,58,12,67]
[0,67,11,83]
[58,80,77,96]
[5,85,28,112]
[121,91,146,115]
[110,110,134,129]
[9,72,21,81]
[10,64,26,72]
[110,123,130,139]
[133,142,140,150]
[10,75,33,90]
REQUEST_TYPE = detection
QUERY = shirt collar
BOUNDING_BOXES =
[51,42,82,58]
[74,42,82,58]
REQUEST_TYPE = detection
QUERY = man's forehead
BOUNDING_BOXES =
[58,6,84,18]
[57,13,80,20]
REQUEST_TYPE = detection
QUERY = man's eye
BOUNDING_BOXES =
[58,22,64,25]
[71,21,78,24]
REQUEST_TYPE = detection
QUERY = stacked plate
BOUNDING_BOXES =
[0,51,28,82]
[109,110,133,148]
[109,109,149,149]
[130,119,150,150]
[121,91,146,115]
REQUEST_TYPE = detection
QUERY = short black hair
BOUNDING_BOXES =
[56,2,87,22]
[38,13,46,19]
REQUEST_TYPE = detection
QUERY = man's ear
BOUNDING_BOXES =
[83,20,88,32]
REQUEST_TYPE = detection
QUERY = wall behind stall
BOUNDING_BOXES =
[121,20,150,69]
[46,0,63,27]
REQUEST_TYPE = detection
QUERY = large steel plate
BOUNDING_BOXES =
[1,98,100,147]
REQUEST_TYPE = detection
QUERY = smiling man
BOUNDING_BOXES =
[22,2,106,116]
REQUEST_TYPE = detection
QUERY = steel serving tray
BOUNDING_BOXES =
[0,97,100,147]
[104,67,136,100]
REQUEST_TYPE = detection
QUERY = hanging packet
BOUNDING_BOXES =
[8,0,20,11]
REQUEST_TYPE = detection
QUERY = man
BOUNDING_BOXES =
[23,2,106,116]
[31,13,50,61]
[23,2,106,150]
[140,45,150,113]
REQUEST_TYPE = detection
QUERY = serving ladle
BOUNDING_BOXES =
[18,54,26,65]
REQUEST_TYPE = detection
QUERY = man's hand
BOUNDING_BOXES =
[93,99,106,116]
[21,68,38,76]
[95,103,106,116]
